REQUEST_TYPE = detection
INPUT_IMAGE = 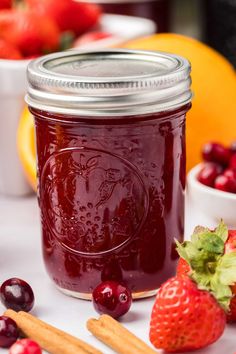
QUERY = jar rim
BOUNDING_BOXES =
[26,49,192,117]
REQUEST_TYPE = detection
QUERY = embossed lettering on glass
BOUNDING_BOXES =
[26,50,192,299]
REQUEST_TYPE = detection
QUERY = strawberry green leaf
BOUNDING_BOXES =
[216,252,236,286]
[196,232,224,254]
[175,239,189,261]
[176,221,236,311]
[214,220,228,243]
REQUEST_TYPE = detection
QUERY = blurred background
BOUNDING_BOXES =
[91,0,236,67]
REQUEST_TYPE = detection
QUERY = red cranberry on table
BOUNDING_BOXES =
[9,339,42,354]
[0,278,34,312]
[197,162,223,187]
[0,316,19,348]
[92,281,132,319]
[202,142,231,165]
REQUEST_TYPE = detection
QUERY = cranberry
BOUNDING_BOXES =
[92,281,132,319]
[0,278,34,312]
[215,175,231,192]
[230,154,236,171]
[202,142,230,165]
[230,141,236,154]
[0,316,18,348]
[197,162,223,187]
[221,169,236,193]
[9,339,42,354]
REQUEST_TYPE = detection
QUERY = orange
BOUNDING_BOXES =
[123,33,236,171]
[17,106,36,191]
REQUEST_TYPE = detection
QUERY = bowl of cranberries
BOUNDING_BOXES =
[187,141,236,226]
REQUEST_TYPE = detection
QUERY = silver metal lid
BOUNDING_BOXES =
[26,49,192,117]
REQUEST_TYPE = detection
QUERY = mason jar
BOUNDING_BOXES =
[26,49,191,299]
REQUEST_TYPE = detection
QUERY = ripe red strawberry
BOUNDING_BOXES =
[228,284,236,322]
[0,9,60,56]
[225,230,236,253]
[150,276,226,352]
[0,38,22,59]
[225,230,236,322]
[0,0,11,9]
[176,257,190,276]
[27,0,101,35]
[177,228,236,323]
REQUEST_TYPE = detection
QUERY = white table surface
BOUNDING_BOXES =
[0,194,235,354]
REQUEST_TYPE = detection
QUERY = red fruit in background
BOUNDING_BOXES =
[230,141,236,154]
[214,174,232,192]
[0,0,11,9]
[73,31,113,47]
[202,142,231,166]
[0,38,22,59]
[149,276,226,352]
[197,162,222,187]
[230,154,236,171]
[27,0,101,35]
[9,339,41,354]
[224,168,236,180]
[0,9,60,56]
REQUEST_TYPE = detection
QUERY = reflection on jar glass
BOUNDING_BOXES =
[26,49,191,299]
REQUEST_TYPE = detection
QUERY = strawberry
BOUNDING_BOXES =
[0,38,22,59]
[0,9,60,56]
[150,275,226,352]
[225,230,236,322]
[176,226,236,322]
[150,221,236,352]
[73,31,113,48]
[225,229,236,253]
[27,0,101,35]
[176,257,190,276]
[0,0,11,9]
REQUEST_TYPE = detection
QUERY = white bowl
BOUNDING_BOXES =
[187,164,236,228]
[0,58,32,197]
[73,14,156,49]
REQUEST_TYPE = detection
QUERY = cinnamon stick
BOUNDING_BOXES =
[5,309,102,354]
[87,315,157,354]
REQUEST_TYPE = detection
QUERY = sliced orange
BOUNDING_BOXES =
[17,107,37,191]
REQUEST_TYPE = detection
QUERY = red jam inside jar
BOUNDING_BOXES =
[26,50,191,299]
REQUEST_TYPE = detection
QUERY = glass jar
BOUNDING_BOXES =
[26,49,191,299]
